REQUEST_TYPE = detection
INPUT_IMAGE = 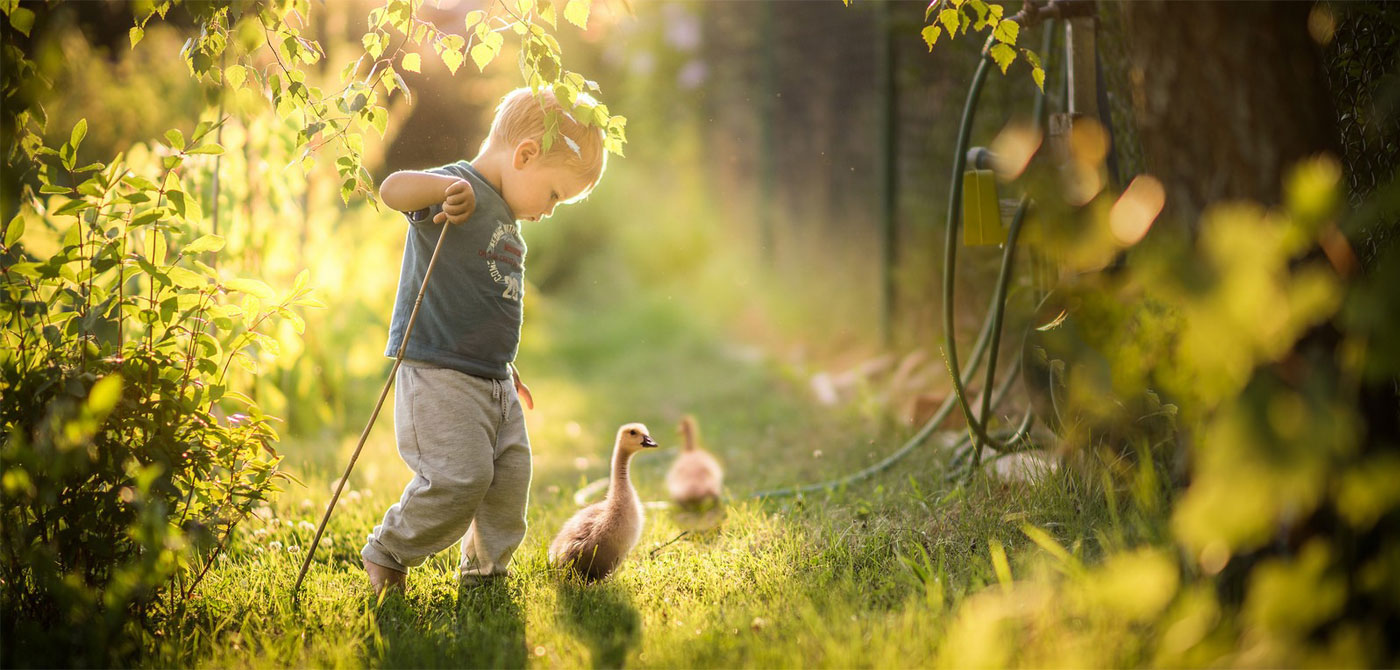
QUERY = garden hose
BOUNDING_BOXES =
[749,21,1061,499]
[748,287,1021,500]
[291,221,453,600]
[943,22,1056,465]
[751,350,1029,500]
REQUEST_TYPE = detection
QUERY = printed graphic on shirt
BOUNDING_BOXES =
[480,220,525,302]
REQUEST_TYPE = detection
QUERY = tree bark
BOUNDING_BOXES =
[1116,1,1339,223]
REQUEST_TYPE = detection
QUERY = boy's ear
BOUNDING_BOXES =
[512,139,541,169]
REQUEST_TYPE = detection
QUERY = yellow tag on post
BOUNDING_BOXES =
[962,169,1007,246]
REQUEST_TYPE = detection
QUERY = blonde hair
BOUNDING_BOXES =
[482,87,607,188]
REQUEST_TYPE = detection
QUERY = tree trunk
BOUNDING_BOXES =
[1114,1,1339,223]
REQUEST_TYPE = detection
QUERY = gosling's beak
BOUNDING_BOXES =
[641,435,658,448]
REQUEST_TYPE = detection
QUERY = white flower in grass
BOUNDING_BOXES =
[253,527,268,539]
[300,498,313,510]
[320,537,332,548]
[298,521,315,532]
[288,544,301,553]
[346,490,362,504]
[254,547,265,554]
[269,541,283,551]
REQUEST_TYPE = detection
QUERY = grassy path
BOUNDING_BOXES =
[165,288,1112,668]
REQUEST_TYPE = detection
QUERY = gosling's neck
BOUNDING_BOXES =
[606,446,637,502]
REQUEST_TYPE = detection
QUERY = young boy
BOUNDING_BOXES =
[362,88,606,592]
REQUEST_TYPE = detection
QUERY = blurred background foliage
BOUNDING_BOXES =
[2,0,1399,666]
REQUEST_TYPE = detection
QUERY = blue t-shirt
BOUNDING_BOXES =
[384,161,525,380]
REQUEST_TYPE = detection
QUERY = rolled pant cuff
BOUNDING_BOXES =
[361,542,409,574]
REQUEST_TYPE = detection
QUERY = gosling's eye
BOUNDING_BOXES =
[628,429,637,436]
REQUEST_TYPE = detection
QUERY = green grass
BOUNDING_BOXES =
[154,283,1147,669]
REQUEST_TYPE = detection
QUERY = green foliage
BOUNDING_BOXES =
[0,118,315,665]
[3,0,626,209]
[917,0,1045,88]
[978,106,1400,662]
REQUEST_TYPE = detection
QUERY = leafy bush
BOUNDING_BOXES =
[0,120,317,666]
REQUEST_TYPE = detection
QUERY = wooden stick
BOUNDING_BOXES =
[292,220,452,600]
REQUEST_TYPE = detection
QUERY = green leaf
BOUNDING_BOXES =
[921,24,942,51]
[970,0,990,29]
[165,129,185,151]
[166,266,206,288]
[470,43,495,71]
[4,215,23,247]
[60,221,81,250]
[129,26,144,48]
[990,43,1015,73]
[440,45,463,74]
[182,234,225,254]
[370,106,388,138]
[132,209,164,228]
[87,374,124,415]
[8,5,34,37]
[150,228,168,265]
[993,18,1019,45]
[40,184,72,194]
[391,67,411,103]
[246,331,280,357]
[52,199,91,217]
[225,64,246,90]
[538,3,556,27]
[938,8,959,34]
[186,143,225,155]
[1031,66,1045,91]
[402,52,421,73]
[465,10,485,30]
[123,175,160,192]
[167,190,188,218]
[7,262,40,278]
[564,0,590,29]
[362,31,384,59]
[1023,48,1041,71]
[224,277,276,300]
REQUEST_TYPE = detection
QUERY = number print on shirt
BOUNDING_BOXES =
[481,221,526,303]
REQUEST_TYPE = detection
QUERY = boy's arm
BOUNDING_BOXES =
[380,170,476,224]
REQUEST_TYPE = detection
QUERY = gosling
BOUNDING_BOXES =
[549,423,658,581]
[665,415,723,511]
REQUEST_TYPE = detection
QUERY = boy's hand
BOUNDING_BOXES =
[434,179,476,225]
[511,364,534,410]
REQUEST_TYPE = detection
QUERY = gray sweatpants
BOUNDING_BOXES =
[361,363,531,579]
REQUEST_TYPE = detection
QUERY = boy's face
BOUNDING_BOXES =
[503,140,594,222]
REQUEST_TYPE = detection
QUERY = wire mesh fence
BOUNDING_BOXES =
[1325,2,1400,267]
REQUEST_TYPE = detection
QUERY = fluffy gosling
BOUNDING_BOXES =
[665,415,723,511]
[548,423,658,580]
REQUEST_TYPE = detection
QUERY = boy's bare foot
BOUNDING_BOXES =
[363,558,407,594]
